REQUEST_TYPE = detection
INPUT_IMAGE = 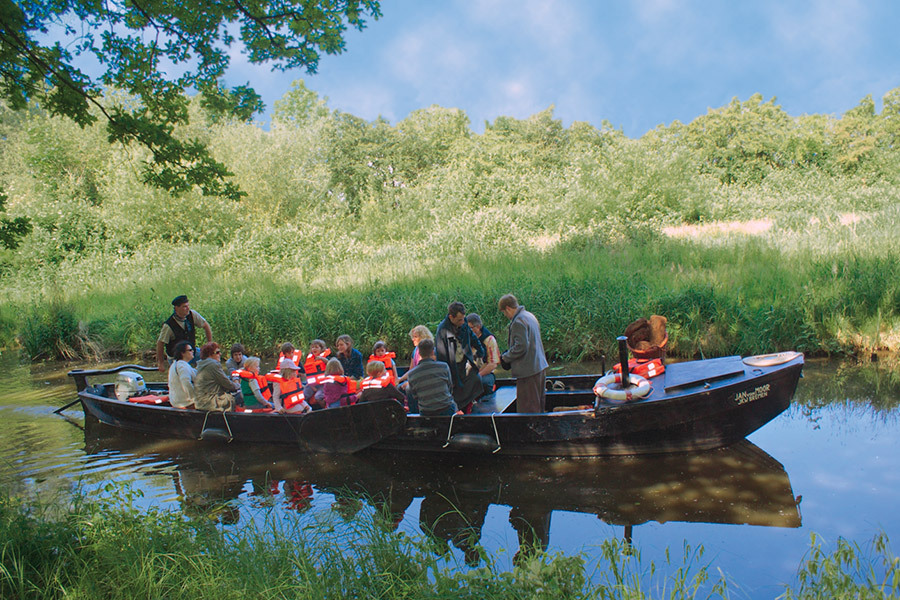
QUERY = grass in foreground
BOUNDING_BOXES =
[2,485,899,600]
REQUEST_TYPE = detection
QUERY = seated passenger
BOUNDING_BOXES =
[225,343,251,372]
[398,325,433,391]
[319,358,358,409]
[225,343,252,403]
[405,339,462,417]
[302,339,331,406]
[368,340,398,386]
[277,342,304,370]
[194,342,238,411]
[233,357,274,410]
[335,334,365,380]
[358,360,406,406]
[168,340,196,409]
[272,360,312,414]
[304,339,331,377]
[466,313,500,408]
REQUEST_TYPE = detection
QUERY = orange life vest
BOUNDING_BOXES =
[278,349,303,369]
[319,374,358,393]
[368,352,397,386]
[304,349,331,376]
[232,369,272,404]
[612,358,665,379]
[361,372,393,390]
[273,376,306,411]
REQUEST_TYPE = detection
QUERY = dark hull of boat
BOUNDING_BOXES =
[374,354,804,456]
[67,353,803,457]
[78,390,407,453]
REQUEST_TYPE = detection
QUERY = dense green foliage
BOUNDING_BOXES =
[1,84,900,360]
[2,486,898,599]
[0,0,381,199]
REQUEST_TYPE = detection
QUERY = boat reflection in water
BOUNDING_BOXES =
[83,417,801,562]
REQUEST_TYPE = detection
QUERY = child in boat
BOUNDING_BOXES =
[398,325,432,391]
[271,360,311,414]
[303,339,331,378]
[302,339,331,407]
[319,358,358,408]
[357,360,406,406]
[233,357,274,410]
[278,342,304,370]
[368,341,398,386]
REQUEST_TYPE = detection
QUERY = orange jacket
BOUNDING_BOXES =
[278,349,304,368]
[367,352,397,386]
[232,369,272,402]
[272,376,305,411]
[304,349,331,376]
[361,372,393,390]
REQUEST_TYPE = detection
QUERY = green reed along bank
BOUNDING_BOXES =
[2,486,898,600]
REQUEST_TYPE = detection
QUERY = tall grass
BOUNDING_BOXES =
[6,213,898,363]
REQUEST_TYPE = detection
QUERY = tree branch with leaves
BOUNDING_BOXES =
[0,0,381,200]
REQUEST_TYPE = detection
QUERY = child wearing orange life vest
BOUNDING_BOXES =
[368,341,398,386]
[358,360,406,406]
[303,339,331,377]
[319,358,358,408]
[271,360,311,414]
[301,339,331,408]
[232,357,274,410]
[277,342,304,371]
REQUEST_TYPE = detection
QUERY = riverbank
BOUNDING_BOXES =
[6,215,900,364]
[1,486,896,599]
[3,89,899,362]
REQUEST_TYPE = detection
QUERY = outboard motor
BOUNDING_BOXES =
[115,371,147,401]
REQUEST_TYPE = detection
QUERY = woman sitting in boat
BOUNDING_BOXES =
[233,357,274,411]
[335,334,365,379]
[168,340,196,409]
[271,360,312,414]
[357,360,406,407]
[398,325,433,392]
[319,358,358,409]
[194,342,239,411]
[368,340,398,386]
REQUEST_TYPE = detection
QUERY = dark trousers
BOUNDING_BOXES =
[515,370,546,413]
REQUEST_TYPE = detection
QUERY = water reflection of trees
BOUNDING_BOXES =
[793,358,900,415]
[82,420,802,565]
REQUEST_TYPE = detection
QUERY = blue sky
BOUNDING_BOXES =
[233,1,898,136]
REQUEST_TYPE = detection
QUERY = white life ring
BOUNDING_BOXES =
[593,373,651,404]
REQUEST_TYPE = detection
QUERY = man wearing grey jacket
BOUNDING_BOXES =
[499,294,549,413]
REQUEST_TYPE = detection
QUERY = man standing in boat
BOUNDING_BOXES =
[435,301,485,411]
[499,294,548,413]
[156,295,213,372]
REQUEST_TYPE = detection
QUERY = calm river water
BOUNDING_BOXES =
[1,351,899,598]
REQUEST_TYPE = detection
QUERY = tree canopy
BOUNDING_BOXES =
[0,0,381,200]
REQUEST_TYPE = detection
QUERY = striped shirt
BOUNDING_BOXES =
[406,358,456,415]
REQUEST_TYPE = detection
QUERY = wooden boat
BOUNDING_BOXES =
[66,365,407,453]
[66,351,803,456]
[376,351,804,456]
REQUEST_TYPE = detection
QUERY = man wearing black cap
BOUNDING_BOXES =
[156,295,213,372]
